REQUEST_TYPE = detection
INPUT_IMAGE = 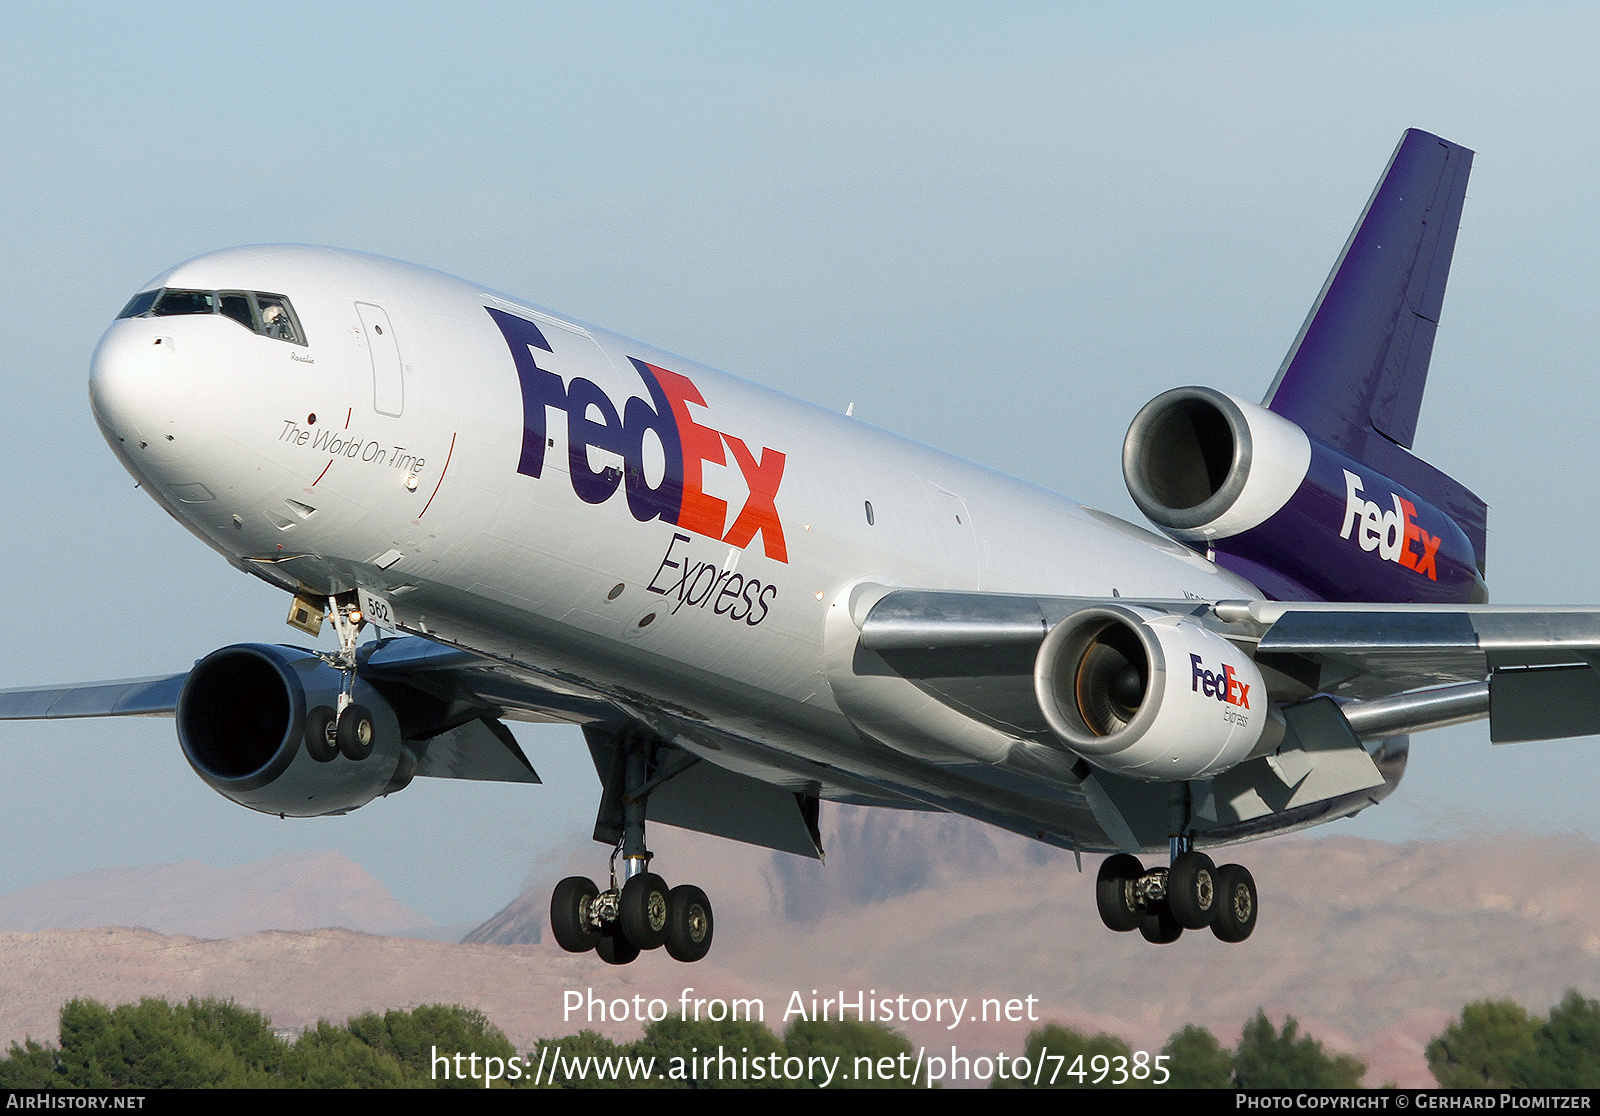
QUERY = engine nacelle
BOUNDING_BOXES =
[1034,606,1272,781]
[177,643,412,817]
[1122,386,1480,603]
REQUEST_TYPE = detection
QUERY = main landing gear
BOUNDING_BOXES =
[1096,847,1257,944]
[550,851,714,964]
[550,733,715,964]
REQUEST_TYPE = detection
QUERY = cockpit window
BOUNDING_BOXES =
[115,287,307,345]
[152,289,217,316]
[218,292,255,331]
[253,294,305,344]
[117,290,160,319]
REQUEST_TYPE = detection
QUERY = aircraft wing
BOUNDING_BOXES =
[856,590,1600,744]
[0,674,187,719]
[0,636,621,784]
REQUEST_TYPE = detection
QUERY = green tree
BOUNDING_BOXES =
[785,1018,925,1087]
[634,1015,795,1088]
[993,1022,1139,1088]
[530,1030,656,1090]
[0,995,536,1089]
[278,1020,416,1088]
[1513,990,1600,1088]
[1159,1023,1234,1088]
[1427,999,1538,1087]
[0,1037,67,1088]
[49,997,281,1088]
[1232,1011,1365,1088]
[345,1004,517,1088]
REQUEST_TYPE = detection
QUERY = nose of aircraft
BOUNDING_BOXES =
[88,313,212,486]
[89,319,194,454]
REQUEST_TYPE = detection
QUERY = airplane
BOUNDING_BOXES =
[6,127,1600,961]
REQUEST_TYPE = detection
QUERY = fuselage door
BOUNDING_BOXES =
[356,301,404,417]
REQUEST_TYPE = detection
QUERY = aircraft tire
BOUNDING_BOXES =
[619,872,670,949]
[1138,901,1184,944]
[336,703,375,760]
[596,923,640,965]
[1095,853,1145,932]
[1167,851,1218,929]
[1211,863,1258,943]
[665,885,714,963]
[550,876,602,952]
[304,706,338,763]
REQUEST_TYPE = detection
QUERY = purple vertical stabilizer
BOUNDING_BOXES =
[1262,129,1486,574]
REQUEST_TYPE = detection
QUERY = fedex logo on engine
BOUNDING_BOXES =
[489,307,787,562]
[1338,470,1439,581]
[1190,654,1250,708]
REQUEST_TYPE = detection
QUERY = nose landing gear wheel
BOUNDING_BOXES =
[1167,851,1217,930]
[550,876,602,953]
[304,706,338,763]
[619,872,670,950]
[336,703,374,760]
[665,885,713,963]
[1096,854,1145,932]
[1211,863,1258,943]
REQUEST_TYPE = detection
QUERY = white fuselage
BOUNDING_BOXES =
[89,245,1261,849]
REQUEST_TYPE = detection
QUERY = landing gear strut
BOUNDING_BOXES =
[549,730,715,964]
[303,592,375,763]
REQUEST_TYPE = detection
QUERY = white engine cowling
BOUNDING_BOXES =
[1033,605,1270,781]
[1122,385,1311,542]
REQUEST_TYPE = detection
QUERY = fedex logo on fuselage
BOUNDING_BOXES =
[488,307,787,563]
[1190,654,1250,708]
[1338,470,1438,581]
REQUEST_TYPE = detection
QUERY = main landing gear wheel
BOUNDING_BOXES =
[1211,863,1258,943]
[1096,854,1145,932]
[304,706,338,763]
[619,872,670,950]
[1139,901,1184,944]
[550,876,602,953]
[336,703,375,760]
[595,923,640,966]
[665,885,713,963]
[1167,851,1218,930]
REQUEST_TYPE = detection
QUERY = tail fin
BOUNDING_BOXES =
[1263,129,1487,574]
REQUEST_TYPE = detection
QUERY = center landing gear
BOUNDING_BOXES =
[549,731,716,964]
[1095,850,1257,944]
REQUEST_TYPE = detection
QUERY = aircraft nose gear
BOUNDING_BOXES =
[1093,851,1257,944]
[302,593,375,763]
[547,728,715,963]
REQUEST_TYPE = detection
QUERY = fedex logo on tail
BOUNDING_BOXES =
[1338,470,1439,581]
[1190,654,1250,708]
[489,308,788,562]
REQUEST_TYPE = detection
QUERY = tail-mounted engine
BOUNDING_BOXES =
[1122,386,1481,603]
[177,643,411,817]
[1034,605,1277,781]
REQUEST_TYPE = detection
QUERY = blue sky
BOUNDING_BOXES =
[1,3,1597,924]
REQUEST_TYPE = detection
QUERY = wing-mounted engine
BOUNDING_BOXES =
[1122,386,1481,604]
[177,643,411,817]
[1033,604,1279,781]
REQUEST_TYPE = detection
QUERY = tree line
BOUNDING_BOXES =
[0,989,1595,1088]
